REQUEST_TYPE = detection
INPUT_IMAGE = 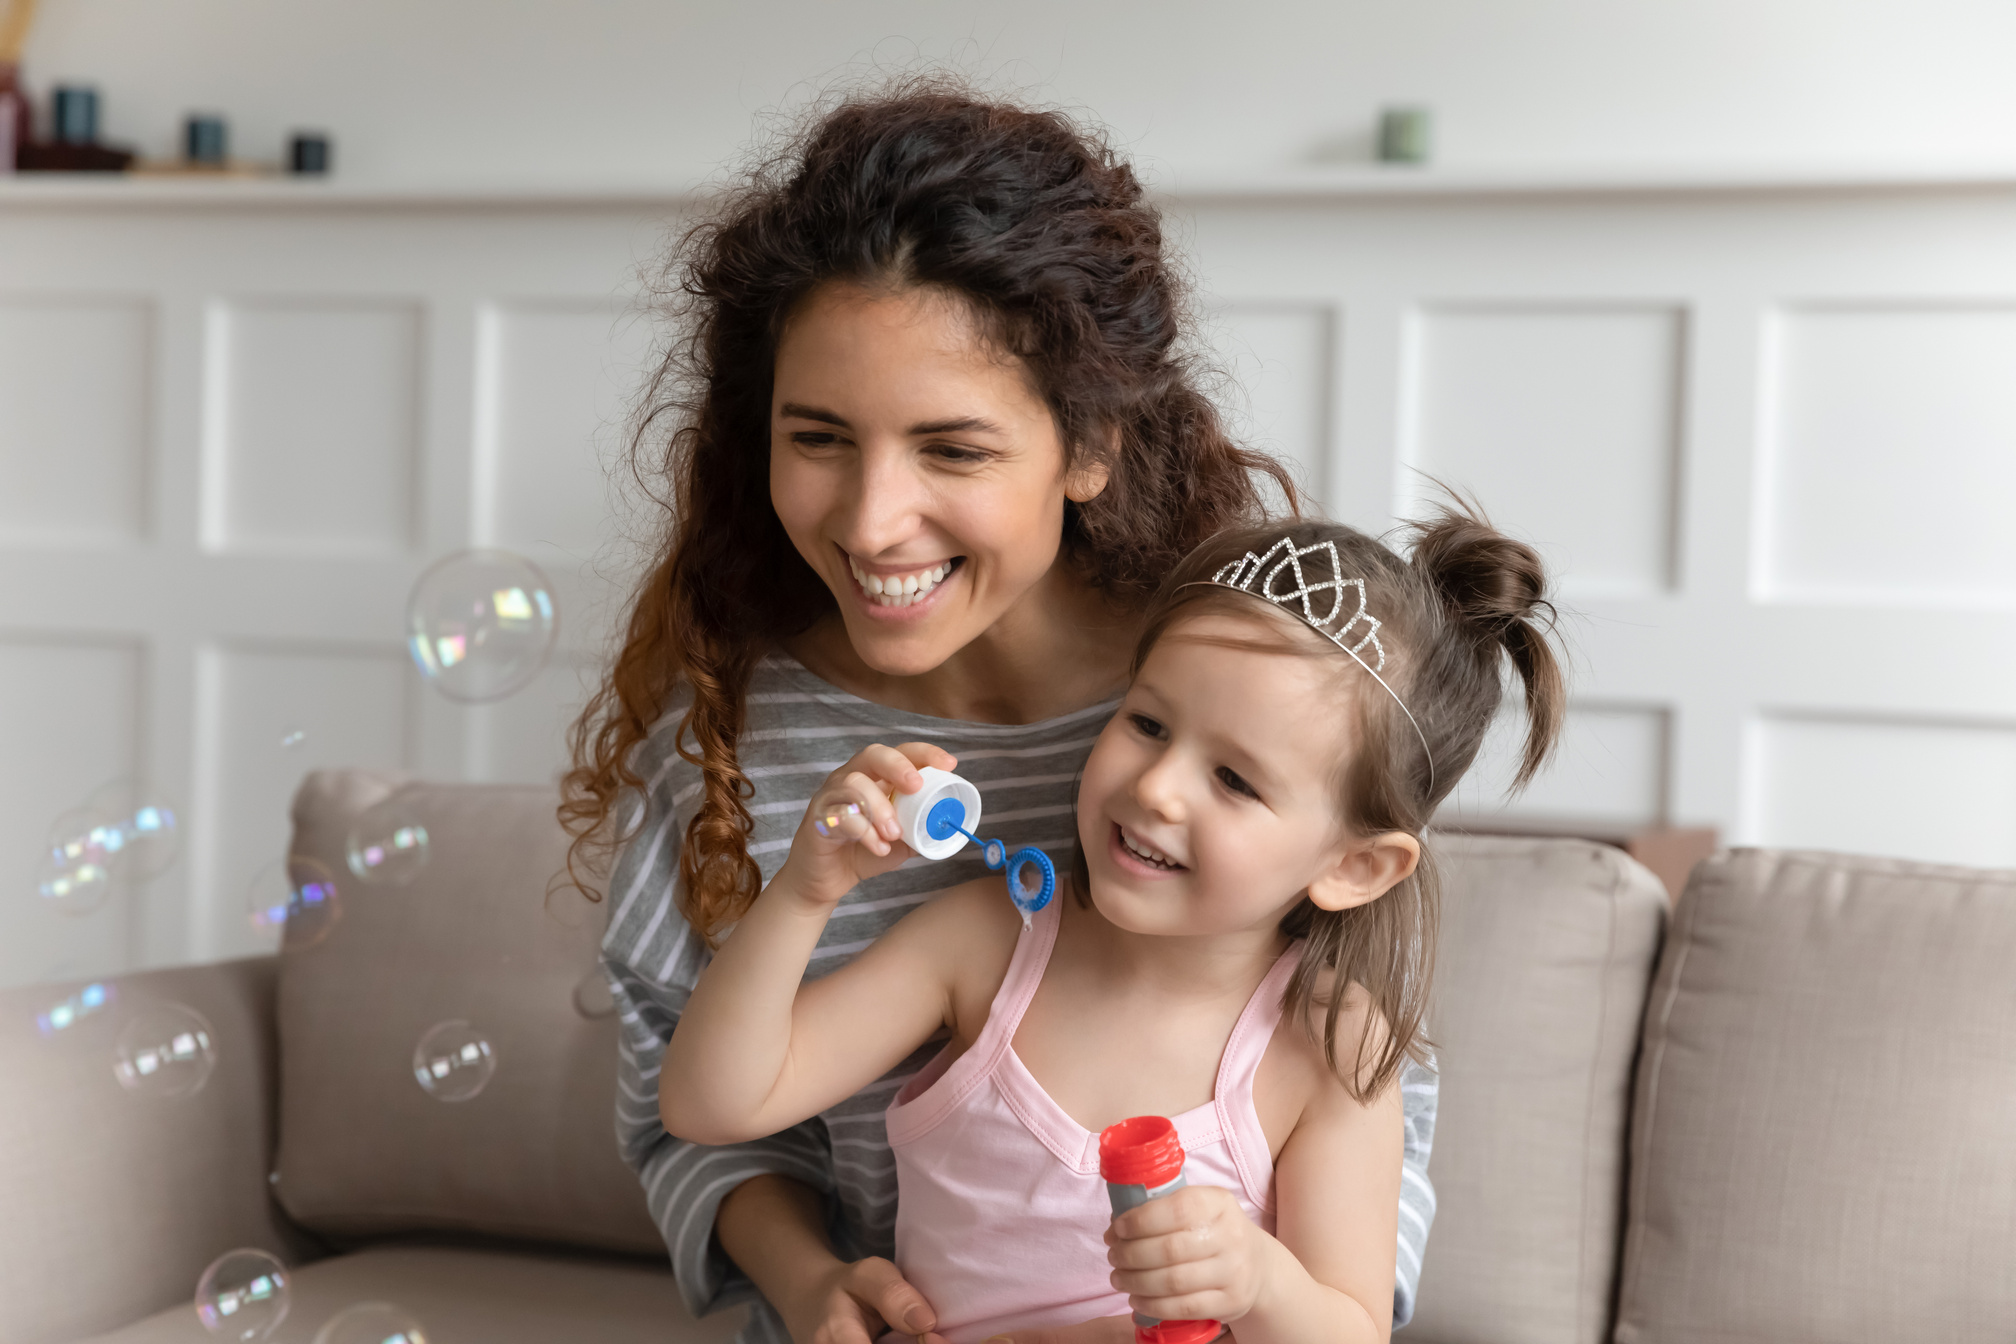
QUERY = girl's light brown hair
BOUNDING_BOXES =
[558,79,1296,940]
[1094,504,1566,1103]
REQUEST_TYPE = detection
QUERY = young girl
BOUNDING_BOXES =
[659,512,1564,1343]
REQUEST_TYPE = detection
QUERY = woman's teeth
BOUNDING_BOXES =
[848,557,954,608]
[1120,826,1182,870]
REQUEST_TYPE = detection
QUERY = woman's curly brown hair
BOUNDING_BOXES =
[560,78,1296,943]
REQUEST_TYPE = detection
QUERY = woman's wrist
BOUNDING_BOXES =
[717,1175,847,1322]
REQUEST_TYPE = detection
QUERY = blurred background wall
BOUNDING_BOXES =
[7,0,2016,989]
[20,0,2016,185]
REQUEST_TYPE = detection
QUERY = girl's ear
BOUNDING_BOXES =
[1307,832,1421,912]
[1064,425,1117,503]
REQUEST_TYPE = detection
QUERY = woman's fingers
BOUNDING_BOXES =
[841,1256,938,1336]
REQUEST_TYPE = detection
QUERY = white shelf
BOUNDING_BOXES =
[7,161,2016,209]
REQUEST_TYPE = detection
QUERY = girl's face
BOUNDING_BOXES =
[770,282,1107,678]
[1076,610,1392,937]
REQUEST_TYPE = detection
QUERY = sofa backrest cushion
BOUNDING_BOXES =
[272,770,663,1255]
[0,957,316,1344]
[1407,833,1668,1344]
[1614,849,2016,1343]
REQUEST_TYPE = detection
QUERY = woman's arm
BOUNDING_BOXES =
[718,1174,948,1344]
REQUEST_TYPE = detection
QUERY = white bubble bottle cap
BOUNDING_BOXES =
[893,767,983,861]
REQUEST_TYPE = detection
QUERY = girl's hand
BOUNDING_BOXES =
[1104,1184,1277,1325]
[777,742,958,906]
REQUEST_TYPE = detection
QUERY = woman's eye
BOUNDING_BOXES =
[927,443,989,464]
[1215,766,1259,800]
[1128,713,1165,740]
[791,431,841,448]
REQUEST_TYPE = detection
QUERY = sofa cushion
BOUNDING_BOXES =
[273,770,663,1255]
[1614,849,2016,1343]
[0,958,317,1344]
[1408,833,1669,1344]
[72,1244,745,1343]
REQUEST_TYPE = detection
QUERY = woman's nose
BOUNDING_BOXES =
[839,443,928,555]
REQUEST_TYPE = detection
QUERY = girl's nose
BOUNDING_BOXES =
[1131,751,1188,825]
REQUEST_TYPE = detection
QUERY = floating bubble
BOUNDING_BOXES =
[37,806,129,915]
[115,1001,217,1098]
[345,797,430,886]
[245,856,342,950]
[35,979,118,1037]
[195,1248,291,1342]
[406,548,558,703]
[412,1019,495,1102]
[280,728,307,749]
[313,1302,429,1344]
[86,777,183,880]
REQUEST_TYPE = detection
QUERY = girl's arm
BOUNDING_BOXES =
[1105,1001,1405,1344]
[659,741,961,1146]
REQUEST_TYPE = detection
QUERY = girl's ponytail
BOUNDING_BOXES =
[1407,499,1567,792]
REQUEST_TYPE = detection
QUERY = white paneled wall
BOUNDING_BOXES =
[7,175,2016,986]
[0,189,668,986]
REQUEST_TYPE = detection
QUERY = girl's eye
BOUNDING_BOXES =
[1215,766,1259,800]
[1128,713,1166,740]
[791,431,842,448]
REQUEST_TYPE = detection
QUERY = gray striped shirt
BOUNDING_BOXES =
[602,655,1438,1342]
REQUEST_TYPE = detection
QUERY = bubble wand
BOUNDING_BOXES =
[886,768,1057,927]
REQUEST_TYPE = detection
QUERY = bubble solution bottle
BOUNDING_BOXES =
[1099,1116,1226,1344]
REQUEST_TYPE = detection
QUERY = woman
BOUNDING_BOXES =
[564,83,1439,1344]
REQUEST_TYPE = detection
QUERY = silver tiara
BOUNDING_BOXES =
[1187,536,1435,793]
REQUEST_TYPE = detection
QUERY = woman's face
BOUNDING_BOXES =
[770,282,1106,678]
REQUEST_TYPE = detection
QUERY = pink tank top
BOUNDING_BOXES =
[885,897,1303,1344]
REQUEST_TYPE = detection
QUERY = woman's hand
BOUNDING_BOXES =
[1104,1184,1279,1326]
[791,1254,952,1344]
[777,741,958,906]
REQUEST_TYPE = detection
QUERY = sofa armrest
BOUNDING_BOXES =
[0,956,320,1344]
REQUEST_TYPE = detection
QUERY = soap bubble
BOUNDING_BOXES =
[313,1302,429,1344]
[194,1248,290,1342]
[406,548,557,703]
[246,856,342,949]
[86,778,182,879]
[115,1001,217,1098]
[345,797,430,886]
[37,806,129,914]
[34,979,118,1037]
[412,1019,495,1102]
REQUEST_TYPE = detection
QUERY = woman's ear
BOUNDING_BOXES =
[1306,831,1421,912]
[1064,425,1117,503]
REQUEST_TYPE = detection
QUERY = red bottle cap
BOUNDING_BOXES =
[1099,1115,1185,1187]
[1135,1319,1223,1344]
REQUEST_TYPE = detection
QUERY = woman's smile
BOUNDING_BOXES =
[844,550,966,614]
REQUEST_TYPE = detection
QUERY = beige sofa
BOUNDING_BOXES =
[5,770,2012,1344]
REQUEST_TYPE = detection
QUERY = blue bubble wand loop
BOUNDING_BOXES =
[924,797,1055,923]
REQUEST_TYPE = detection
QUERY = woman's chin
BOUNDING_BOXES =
[839,612,972,679]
